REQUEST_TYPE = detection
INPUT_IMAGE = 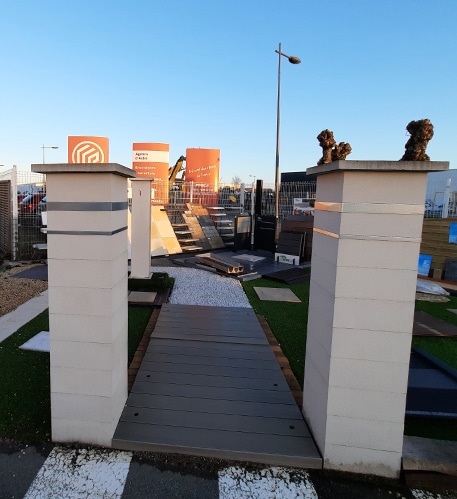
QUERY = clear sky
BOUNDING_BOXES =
[1,0,455,184]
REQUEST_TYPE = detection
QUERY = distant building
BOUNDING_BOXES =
[426,170,457,208]
[281,171,316,183]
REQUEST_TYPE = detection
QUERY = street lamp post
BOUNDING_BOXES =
[42,144,59,164]
[274,42,300,243]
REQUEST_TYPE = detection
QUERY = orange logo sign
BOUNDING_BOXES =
[68,136,109,163]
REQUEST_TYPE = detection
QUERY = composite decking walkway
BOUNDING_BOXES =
[113,304,322,468]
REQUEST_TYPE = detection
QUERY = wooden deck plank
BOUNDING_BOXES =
[130,380,295,405]
[139,360,283,380]
[133,370,291,392]
[119,406,309,437]
[113,304,322,468]
[145,340,278,361]
[113,423,321,468]
[151,329,268,345]
[124,393,303,419]
[142,351,278,370]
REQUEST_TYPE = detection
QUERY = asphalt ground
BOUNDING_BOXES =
[3,441,456,499]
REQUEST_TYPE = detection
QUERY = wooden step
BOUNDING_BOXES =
[181,245,203,252]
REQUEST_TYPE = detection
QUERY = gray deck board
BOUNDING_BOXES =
[113,304,322,468]
[136,363,288,390]
[139,360,281,379]
[119,406,308,437]
[125,393,305,419]
[134,368,291,391]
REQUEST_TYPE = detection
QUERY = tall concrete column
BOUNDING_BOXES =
[302,160,448,478]
[32,163,135,446]
[130,179,151,278]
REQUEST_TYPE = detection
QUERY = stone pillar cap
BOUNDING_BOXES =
[306,160,449,176]
[31,163,136,178]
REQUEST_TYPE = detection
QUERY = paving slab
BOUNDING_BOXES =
[254,287,301,302]
[19,331,50,352]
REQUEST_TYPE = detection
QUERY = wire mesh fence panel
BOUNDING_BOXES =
[15,171,47,260]
[6,175,320,260]
[0,179,12,258]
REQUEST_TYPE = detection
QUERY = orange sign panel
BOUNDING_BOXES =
[185,148,220,191]
[132,143,169,181]
[68,136,109,163]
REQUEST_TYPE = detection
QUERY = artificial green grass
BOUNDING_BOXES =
[242,278,309,387]
[0,310,51,443]
[0,306,153,444]
[404,417,457,441]
[128,272,175,292]
[128,306,154,361]
[414,296,457,370]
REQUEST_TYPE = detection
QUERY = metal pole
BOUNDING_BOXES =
[42,145,45,164]
[443,178,451,218]
[250,177,256,249]
[274,42,282,243]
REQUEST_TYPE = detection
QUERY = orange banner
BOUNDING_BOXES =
[185,148,220,192]
[133,143,169,204]
[132,142,169,180]
[68,136,109,163]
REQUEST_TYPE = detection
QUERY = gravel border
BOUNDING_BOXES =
[151,267,252,308]
[0,263,48,318]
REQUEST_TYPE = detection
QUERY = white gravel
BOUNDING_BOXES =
[152,267,252,308]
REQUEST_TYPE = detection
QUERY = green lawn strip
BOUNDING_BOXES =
[404,417,457,441]
[0,306,153,444]
[128,306,154,361]
[0,310,51,443]
[414,297,457,370]
[242,278,309,387]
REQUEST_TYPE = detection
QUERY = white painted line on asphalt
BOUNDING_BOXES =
[24,446,132,499]
[411,489,456,499]
[218,466,318,499]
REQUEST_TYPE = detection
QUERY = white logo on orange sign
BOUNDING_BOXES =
[72,141,106,163]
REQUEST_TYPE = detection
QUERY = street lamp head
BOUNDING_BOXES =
[288,56,301,64]
[275,49,301,65]
[51,146,59,149]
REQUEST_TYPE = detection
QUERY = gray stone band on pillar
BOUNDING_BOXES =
[47,202,128,211]
[47,226,128,236]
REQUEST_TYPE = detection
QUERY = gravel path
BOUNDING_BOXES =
[0,264,48,318]
[151,267,252,308]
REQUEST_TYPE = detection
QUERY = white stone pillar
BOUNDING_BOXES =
[303,160,449,478]
[130,179,151,278]
[31,163,136,447]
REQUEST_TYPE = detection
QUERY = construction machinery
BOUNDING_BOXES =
[168,155,186,187]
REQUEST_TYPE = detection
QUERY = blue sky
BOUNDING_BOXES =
[1,0,455,184]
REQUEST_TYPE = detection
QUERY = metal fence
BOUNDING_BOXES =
[1,172,318,260]
[425,175,457,219]
[0,168,47,260]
